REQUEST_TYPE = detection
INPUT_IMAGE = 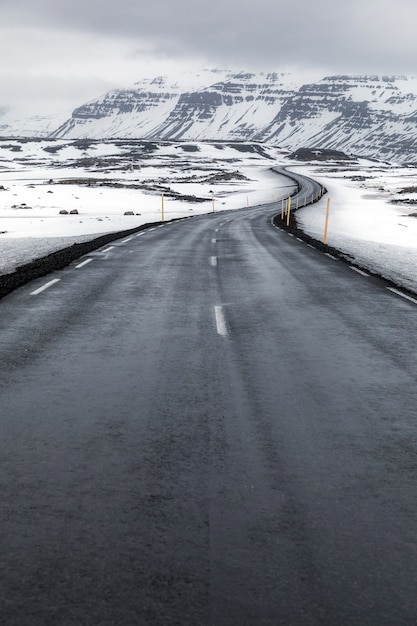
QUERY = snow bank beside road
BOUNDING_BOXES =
[291,161,417,294]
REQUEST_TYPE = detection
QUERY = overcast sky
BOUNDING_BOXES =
[1,0,416,112]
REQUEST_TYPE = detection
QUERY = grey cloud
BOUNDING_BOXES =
[4,0,417,74]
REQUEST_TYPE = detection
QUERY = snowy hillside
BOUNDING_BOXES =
[1,70,417,164]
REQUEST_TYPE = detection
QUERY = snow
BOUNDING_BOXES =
[290,160,417,293]
[1,139,417,296]
[0,140,292,272]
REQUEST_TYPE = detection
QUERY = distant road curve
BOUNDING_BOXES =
[272,165,325,207]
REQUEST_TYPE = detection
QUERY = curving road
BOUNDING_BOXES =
[272,165,325,205]
[1,194,417,624]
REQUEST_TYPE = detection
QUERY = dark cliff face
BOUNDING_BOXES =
[72,86,178,119]
[49,71,417,164]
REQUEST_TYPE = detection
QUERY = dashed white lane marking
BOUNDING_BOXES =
[215,228,220,233]
[102,246,115,253]
[296,237,303,242]
[387,287,417,305]
[212,238,217,244]
[288,233,294,237]
[122,237,133,243]
[30,278,61,296]
[350,266,369,277]
[210,256,218,267]
[307,244,315,249]
[75,258,93,269]
[324,253,337,260]
[214,305,228,337]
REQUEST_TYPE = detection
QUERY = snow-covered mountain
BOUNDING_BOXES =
[256,75,417,163]
[2,70,417,163]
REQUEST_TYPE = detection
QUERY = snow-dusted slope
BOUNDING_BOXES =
[259,75,417,162]
[0,107,72,138]
[2,70,417,163]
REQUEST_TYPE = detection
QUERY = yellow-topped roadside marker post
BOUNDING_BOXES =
[323,198,331,245]
[286,196,291,227]
[161,193,165,222]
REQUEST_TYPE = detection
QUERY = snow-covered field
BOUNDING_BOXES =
[292,159,417,293]
[0,139,291,272]
[1,138,417,294]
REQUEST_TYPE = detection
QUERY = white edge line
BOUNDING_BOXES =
[122,237,133,243]
[214,305,228,337]
[101,246,115,253]
[30,278,61,296]
[307,244,315,249]
[387,287,417,305]
[212,238,217,244]
[350,266,369,277]
[324,253,337,260]
[75,258,93,269]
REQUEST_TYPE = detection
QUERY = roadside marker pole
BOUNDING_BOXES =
[161,193,165,222]
[286,197,291,226]
[323,198,331,245]
[212,198,215,213]
[281,198,284,220]
[296,198,299,210]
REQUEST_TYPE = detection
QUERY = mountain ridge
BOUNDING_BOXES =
[1,70,416,164]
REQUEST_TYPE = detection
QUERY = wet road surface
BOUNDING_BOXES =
[1,205,417,624]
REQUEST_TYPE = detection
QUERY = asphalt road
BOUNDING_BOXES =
[1,203,417,625]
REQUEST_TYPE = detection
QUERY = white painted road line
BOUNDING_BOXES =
[210,256,218,267]
[75,258,93,269]
[30,278,61,296]
[288,233,294,237]
[215,228,219,233]
[307,244,315,249]
[122,237,133,243]
[212,238,217,244]
[214,305,228,337]
[387,287,417,305]
[350,266,369,277]
[296,237,304,242]
[325,253,337,260]
[102,246,115,253]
